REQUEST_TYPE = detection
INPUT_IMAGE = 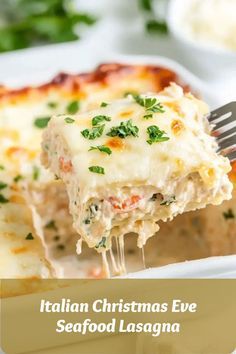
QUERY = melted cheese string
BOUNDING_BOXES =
[101,250,110,278]
[109,247,119,275]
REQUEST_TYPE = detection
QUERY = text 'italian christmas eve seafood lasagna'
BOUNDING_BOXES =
[42,83,233,273]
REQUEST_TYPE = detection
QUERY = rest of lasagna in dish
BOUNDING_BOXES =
[41,83,232,275]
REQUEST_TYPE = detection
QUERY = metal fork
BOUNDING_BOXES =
[208,102,236,162]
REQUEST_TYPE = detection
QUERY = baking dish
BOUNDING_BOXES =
[0,48,235,280]
[0,49,235,354]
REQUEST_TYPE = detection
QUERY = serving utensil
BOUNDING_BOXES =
[208,102,236,161]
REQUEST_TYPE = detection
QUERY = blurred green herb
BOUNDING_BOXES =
[146,19,168,34]
[139,0,152,11]
[138,0,168,35]
[0,0,96,52]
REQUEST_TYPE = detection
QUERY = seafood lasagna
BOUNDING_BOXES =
[42,83,232,274]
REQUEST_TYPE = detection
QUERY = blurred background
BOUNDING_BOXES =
[0,0,235,89]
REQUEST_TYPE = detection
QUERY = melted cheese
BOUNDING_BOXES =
[42,84,233,260]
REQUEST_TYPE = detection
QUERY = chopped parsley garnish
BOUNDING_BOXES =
[149,193,162,201]
[84,218,91,224]
[0,181,7,190]
[89,145,112,155]
[14,175,23,183]
[47,101,58,109]
[106,119,139,138]
[34,116,51,129]
[160,195,176,206]
[64,117,75,124]
[53,235,60,242]
[32,166,40,181]
[223,209,235,220]
[88,166,105,174]
[45,220,58,231]
[95,236,107,249]
[66,100,80,114]
[146,20,168,35]
[143,113,153,119]
[81,124,105,140]
[92,115,111,126]
[133,95,165,113]
[146,125,169,145]
[0,165,4,170]
[0,194,9,203]
[25,233,34,240]
[100,102,108,107]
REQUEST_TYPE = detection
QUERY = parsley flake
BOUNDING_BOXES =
[160,195,176,206]
[143,113,153,119]
[95,236,107,249]
[89,166,105,174]
[53,235,60,242]
[45,220,58,231]
[47,101,58,109]
[100,102,108,107]
[107,119,139,138]
[25,233,34,240]
[89,145,112,155]
[81,124,105,140]
[223,209,235,220]
[64,117,75,124]
[0,181,7,190]
[146,125,169,145]
[0,165,4,170]
[34,116,51,129]
[14,175,23,183]
[92,115,111,126]
[33,166,40,181]
[66,100,80,114]
[0,194,9,203]
[133,94,165,113]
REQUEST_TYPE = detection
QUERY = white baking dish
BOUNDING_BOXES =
[0,45,235,279]
[0,48,235,354]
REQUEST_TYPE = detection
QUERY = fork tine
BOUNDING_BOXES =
[208,101,236,162]
[217,126,236,140]
[218,135,236,150]
[214,114,234,129]
[226,150,236,162]
[208,102,236,122]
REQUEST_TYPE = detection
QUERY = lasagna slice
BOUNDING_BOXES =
[0,169,54,283]
[41,83,232,263]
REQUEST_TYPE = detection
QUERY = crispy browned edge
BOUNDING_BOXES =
[0,63,191,104]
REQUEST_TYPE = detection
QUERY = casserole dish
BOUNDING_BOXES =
[0,50,235,284]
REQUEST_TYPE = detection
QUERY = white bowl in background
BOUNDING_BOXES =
[167,0,236,79]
